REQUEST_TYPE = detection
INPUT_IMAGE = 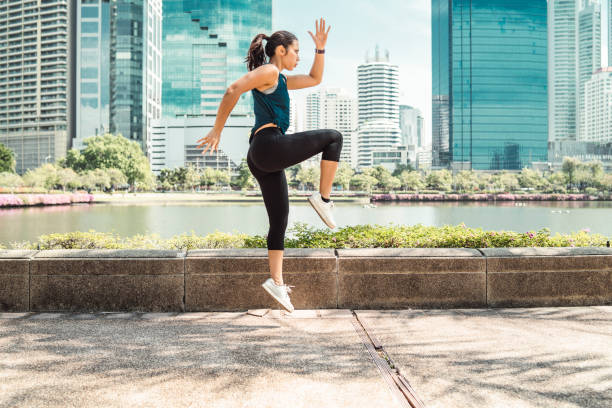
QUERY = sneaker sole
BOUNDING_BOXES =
[261,284,294,313]
[307,196,336,229]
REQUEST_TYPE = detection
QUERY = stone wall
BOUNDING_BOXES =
[1,248,611,312]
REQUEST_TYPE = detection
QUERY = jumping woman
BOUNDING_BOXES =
[196,18,342,313]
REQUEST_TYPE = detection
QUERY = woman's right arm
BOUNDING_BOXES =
[197,65,278,155]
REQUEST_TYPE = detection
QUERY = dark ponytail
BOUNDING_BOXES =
[245,30,298,71]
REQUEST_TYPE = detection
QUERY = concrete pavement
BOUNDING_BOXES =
[1,307,611,407]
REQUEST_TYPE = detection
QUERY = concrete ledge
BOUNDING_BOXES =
[482,247,612,307]
[337,248,486,309]
[0,251,38,311]
[185,248,337,311]
[30,250,185,312]
[1,248,611,312]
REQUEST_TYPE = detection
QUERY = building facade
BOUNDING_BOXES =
[0,0,76,174]
[399,105,424,167]
[609,0,612,66]
[548,0,579,142]
[149,115,252,174]
[432,0,548,171]
[74,0,111,151]
[161,0,271,119]
[109,0,162,157]
[356,47,402,169]
[577,0,601,139]
[579,67,612,142]
[305,88,357,167]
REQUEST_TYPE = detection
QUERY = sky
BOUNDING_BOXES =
[272,0,610,143]
[271,0,431,137]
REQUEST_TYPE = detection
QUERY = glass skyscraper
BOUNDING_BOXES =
[109,0,162,155]
[432,0,548,170]
[161,0,272,118]
[75,0,111,150]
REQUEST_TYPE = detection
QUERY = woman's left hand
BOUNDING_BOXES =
[308,18,330,50]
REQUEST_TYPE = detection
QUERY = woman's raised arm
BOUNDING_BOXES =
[286,18,331,90]
[196,64,277,155]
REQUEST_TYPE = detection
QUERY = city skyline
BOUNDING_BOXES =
[273,0,611,147]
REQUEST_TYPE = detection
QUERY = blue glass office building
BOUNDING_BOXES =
[432,0,548,170]
[162,0,272,118]
[75,0,111,150]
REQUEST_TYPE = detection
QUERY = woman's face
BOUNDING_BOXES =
[282,40,299,70]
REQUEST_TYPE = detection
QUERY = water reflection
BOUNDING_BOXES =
[1,200,611,245]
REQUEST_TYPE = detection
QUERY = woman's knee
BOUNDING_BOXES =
[322,129,342,161]
[328,129,342,144]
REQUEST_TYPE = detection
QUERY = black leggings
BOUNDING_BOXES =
[247,127,343,250]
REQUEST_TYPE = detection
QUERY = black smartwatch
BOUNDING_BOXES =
[315,49,325,54]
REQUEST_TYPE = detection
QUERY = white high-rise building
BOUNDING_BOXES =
[579,67,612,142]
[609,0,612,66]
[305,88,358,168]
[548,0,579,142]
[286,98,299,134]
[0,0,76,174]
[399,105,424,167]
[578,0,602,138]
[356,47,401,169]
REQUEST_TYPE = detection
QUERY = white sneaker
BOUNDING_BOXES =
[261,278,295,313]
[307,191,337,229]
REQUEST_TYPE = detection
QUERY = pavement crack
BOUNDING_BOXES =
[351,310,426,408]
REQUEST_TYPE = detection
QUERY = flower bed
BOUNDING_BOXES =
[371,193,611,202]
[0,193,95,208]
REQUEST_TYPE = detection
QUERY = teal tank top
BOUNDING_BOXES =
[250,70,290,143]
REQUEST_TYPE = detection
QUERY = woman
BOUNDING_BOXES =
[196,18,342,313]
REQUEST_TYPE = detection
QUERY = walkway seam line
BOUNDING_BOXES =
[351,311,426,408]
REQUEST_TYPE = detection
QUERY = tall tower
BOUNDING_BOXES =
[74,0,111,150]
[609,0,612,66]
[109,0,162,157]
[431,0,451,168]
[0,0,76,174]
[548,0,579,142]
[432,0,548,170]
[356,47,401,169]
[580,67,612,142]
[578,0,602,139]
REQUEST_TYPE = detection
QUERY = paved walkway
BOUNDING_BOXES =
[1,307,610,408]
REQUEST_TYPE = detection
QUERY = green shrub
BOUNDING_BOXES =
[3,223,609,250]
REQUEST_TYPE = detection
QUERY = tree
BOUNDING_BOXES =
[546,172,568,193]
[425,170,452,191]
[518,168,546,190]
[333,162,354,191]
[0,172,23,190]
[65,133,151,188]
[57,167,79,191]
[392,162,414,177]
[286,165,301,188]
[453,171,478,193]
[0,143,16,173]
[296,165,320,190]
[399,170,424,191]
[185,165,200,191]
[561,157,580,188]
[349,173,378,193]
[200,167,217,190]
[22,163,61,190]
[59,149,86,172]
[233,158,256,190]
[106,168,127,190]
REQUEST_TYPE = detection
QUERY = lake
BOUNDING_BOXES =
[1,200,611,245]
